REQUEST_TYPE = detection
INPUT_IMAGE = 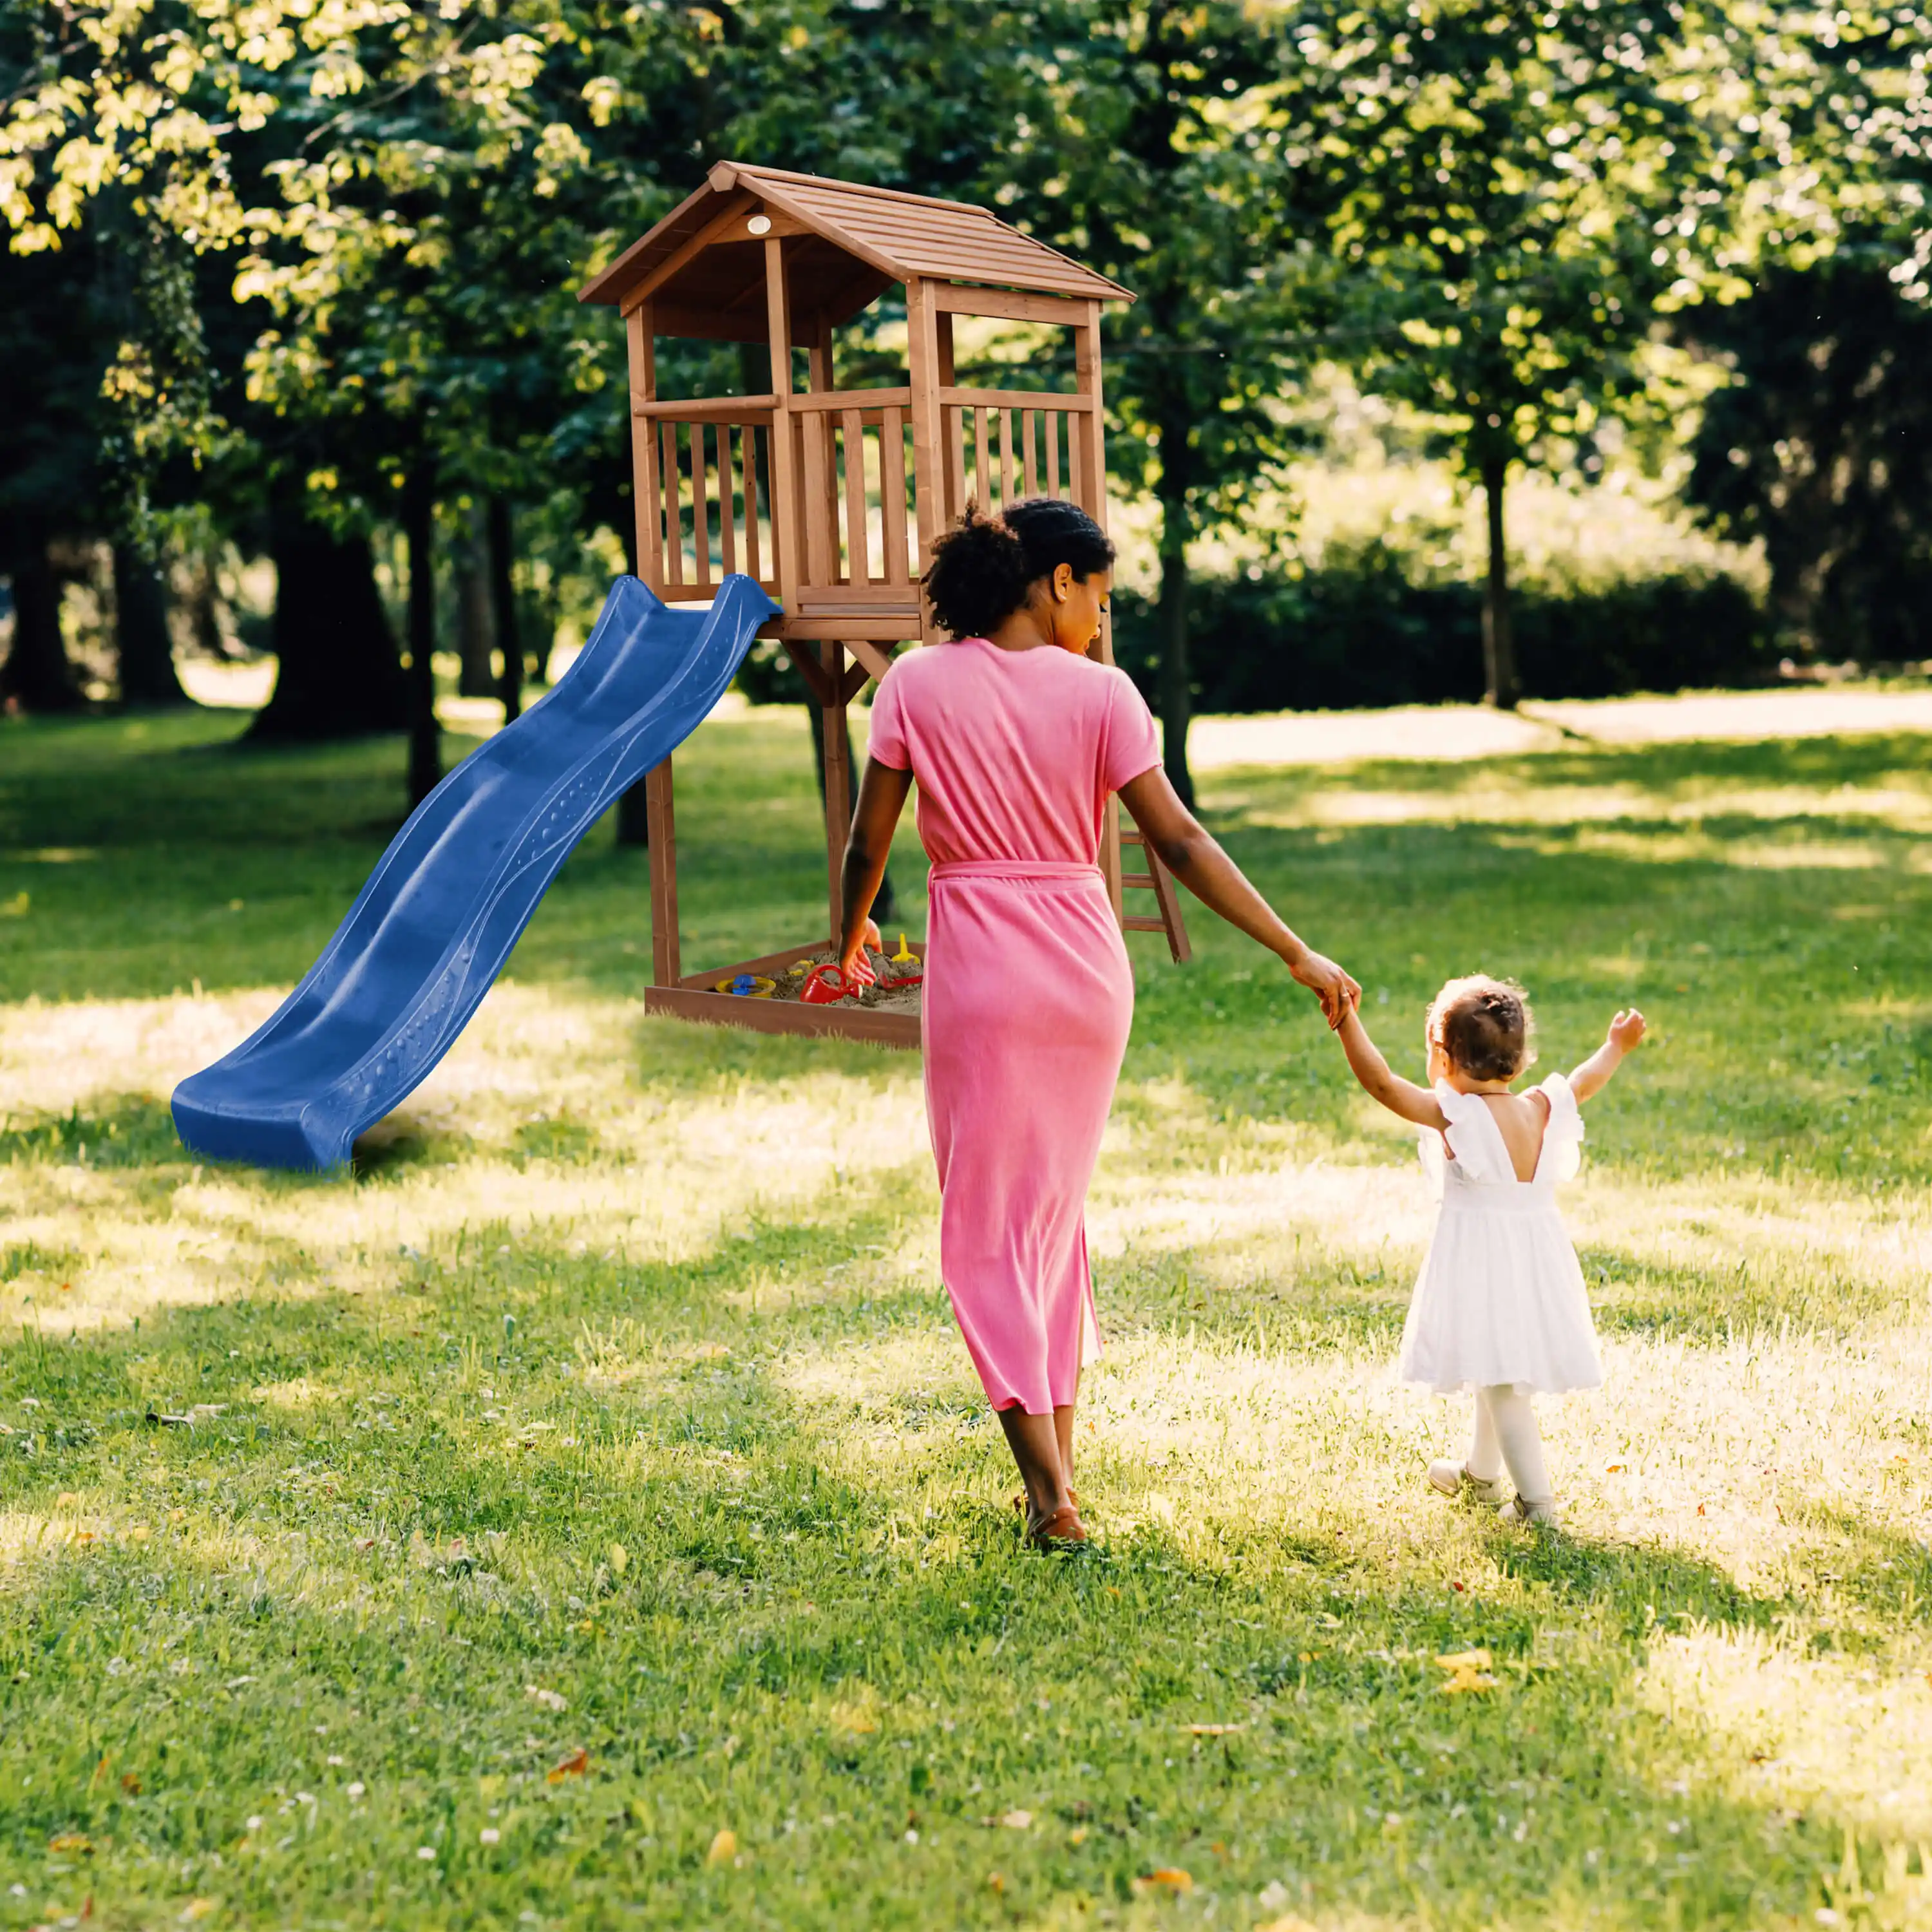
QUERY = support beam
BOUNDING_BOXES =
[646,759,680,985]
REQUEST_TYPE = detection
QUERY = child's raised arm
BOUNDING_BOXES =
[1569,1008,1647,1104]
[1335,1003,1448,1130]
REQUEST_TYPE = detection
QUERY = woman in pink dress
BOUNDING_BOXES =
[838,502,1357,1547]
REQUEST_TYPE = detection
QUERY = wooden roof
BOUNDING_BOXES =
[579,160,1132,336]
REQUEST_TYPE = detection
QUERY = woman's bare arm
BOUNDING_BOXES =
[1336,1005,1448,1129]
[837,757,914,981]
[1116,765,1360,1026]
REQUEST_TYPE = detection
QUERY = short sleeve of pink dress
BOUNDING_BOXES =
[865,640,1162,1414]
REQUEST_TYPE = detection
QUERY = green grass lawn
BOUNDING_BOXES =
[1,699,1929,1930]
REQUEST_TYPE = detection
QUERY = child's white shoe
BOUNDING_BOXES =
[1427,1460,1510,1508]
[1501,1493,1560,1528]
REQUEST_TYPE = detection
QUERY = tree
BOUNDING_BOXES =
[1687,258,1932,660]
[1275,2,1760,707]
[1002,0,1313,804]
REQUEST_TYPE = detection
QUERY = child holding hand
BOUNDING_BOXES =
[1334,976,1646,1525]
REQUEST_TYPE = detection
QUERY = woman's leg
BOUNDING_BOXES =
[998,1404,1073,1522]
[1481,1385,1553,1505]
[1053,1363,1079,1487]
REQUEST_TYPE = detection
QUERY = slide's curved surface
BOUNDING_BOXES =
[173,574,779,1170]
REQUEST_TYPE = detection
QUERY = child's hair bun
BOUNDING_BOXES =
[1428,974,1536,1082]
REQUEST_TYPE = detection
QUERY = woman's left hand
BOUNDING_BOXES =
[1288,949,1361,1029]
[840,919,882,987]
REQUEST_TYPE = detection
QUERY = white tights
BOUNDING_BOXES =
[1466,1385,1553,1505]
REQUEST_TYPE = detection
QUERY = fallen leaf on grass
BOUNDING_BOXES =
[48,1833,93,1853]
[999,1810,1032,1830]
[1068,1828,1089,1846]
[1185,1723,1245,1736]
[1132,1868,1193,1896]
[984,1873,1005,1893]
[525,1685,567,1712]
[547,1749,589,1783]
[120,1774,142,1795]
[706,1828,737,1867]
[608,1542,629,1577]
[55,1492,80,1509]
[178,1900,216,1923]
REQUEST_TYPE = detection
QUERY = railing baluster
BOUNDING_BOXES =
[973,407,990,511]
[719,423,738,579]
[1022,410,1039,498]
[947,404,967,523]
[744,424,762,582]
[1045,408,1061,498]
[881,406,907,583]
[1000,408,1016,508]
[661,421,683,587]
[694,422,714,587]
[842,408,868,585]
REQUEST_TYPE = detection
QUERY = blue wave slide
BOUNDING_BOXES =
[173,574,780,1171]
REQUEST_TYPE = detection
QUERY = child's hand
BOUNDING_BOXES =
[1607,1008,1647,1052]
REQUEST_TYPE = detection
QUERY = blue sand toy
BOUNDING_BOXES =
[172,574,779,1170]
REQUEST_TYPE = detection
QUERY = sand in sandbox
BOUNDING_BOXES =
[710,951,925,1016]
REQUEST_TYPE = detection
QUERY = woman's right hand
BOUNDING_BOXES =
[1287,948,1361,1029]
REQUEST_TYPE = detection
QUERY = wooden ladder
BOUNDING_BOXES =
[1119,828,1192,963]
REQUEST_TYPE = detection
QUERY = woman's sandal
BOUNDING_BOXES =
[1025,1503,1089,1549]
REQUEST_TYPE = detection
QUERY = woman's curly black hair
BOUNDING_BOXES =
[921,498,1117,639]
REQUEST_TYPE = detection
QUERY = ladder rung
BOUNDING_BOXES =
[1122,872,1156,889]
[1121,829,1146,845]
[1122,916,1167,932]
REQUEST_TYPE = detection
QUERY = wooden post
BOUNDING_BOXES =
[764,236,800,612]
[646,757,679,985]
[821,639,851,943]
[627,307,662,588]
[905,277,946,643]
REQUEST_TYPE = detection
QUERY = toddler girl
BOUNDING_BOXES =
[1334,975,1645,1524]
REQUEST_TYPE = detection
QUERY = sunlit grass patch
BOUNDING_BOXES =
[2,702,1931,1927]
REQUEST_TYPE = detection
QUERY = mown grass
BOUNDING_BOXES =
[1,698,1930,1931]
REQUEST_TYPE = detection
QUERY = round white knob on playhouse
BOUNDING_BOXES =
[746,213,772,236]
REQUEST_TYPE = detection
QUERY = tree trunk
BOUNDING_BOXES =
[810,701,894,923]
[1480,452,1520,710]
[1155,428,1195,808]
[251,502,408,740]
[454,504,496,699]
[1,541,82,712]
[403,474,442,807]
[113,543,191,707]
[489,496,522,724]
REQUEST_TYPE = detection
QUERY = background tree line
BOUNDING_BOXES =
[3,0,1928,806]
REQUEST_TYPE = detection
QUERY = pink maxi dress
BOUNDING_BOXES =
[866,637,1161,1415]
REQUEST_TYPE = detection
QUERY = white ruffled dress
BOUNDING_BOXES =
[1397,1072,1604,1396]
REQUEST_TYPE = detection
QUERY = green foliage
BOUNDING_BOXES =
[1686,258,1932,661]
[1112,554,1771,712]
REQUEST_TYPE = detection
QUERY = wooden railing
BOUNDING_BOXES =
[634,383,1098,619]
[786,388,918,612]
[635,397,780,598]
[940,390,1094,524]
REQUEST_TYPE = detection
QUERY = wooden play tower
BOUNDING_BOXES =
[580,160,1189,1045]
